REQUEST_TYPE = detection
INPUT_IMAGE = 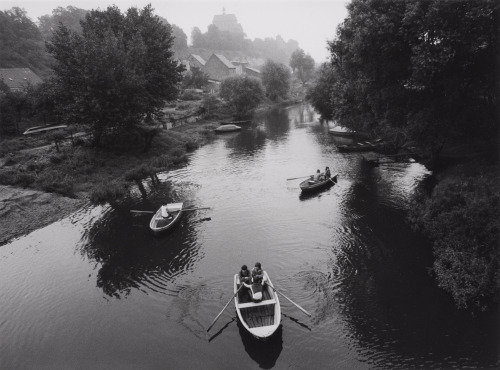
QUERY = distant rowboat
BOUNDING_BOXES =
[220,120,251,125]
[149,203,183,235]
[299,174,338,193]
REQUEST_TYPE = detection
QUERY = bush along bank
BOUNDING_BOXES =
[409,161,499,312]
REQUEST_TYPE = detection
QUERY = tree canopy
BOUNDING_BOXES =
[220,75,264,118]
[261,59,291,101]
[46,4,184,146]
[289,48,315,85]
[0,7,52,77]
[309,0,499,156]
[38,6,88,40]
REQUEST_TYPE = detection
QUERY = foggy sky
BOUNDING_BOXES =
[2,0,348,62]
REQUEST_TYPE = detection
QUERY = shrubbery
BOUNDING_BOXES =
[410,168,499,310]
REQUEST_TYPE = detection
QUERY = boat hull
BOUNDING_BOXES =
[149,203,183,235]
[234,271,281,339]
[299,174,337,193]
[215,124,242,133]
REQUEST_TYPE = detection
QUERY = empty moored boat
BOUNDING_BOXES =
[215,124,242,133]
[234,271,281,339]
[149,202,183,235]
[328,126,356,137]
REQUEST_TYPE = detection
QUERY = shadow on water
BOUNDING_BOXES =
[224,127,267,156]
[79,193,204,298]
[237,321,283,369]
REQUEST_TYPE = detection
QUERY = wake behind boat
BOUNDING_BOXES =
[234,271,281,339]
[149,202,183,235]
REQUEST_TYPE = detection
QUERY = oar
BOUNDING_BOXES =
[182,207,211,212]
[287,175,311,181]
[268,285,311,317]
[206,285,243,332]
[328,174,338,184]
[130,207,211,214]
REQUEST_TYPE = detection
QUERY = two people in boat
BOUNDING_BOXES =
[239,262,266,286]
[311,167,331,182]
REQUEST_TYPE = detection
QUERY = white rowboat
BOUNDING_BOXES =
[234,271,281,339]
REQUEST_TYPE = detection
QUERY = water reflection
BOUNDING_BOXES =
[258,106,291,140]
[79,194,203,298]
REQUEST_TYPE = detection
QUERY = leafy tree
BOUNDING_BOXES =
[46,5,184,147]
[261,59,291,101]
[289,48,315,85]
[171,24,188,50]
[220,75,264,118]
[38,6,88,40]
[182,68,209,89]
[306,62,335,120]
[0,7,51,76]
[191,26,203,47]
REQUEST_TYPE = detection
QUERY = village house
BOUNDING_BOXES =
[0,68,42,92]
[185,54,206,72]
[244,66,261,79]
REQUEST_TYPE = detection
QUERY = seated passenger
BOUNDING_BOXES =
[325,166,331,179]
[313,169,321,182]
[251,262,264,285]
[239,265,251,287]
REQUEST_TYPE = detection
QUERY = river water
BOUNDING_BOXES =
[1,105,498,369]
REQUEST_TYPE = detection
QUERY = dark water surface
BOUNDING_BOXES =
[1,105,498,369]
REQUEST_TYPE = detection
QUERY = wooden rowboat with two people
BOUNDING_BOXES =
[299,174,338,193]
[149,202,183,235]
[234,271,281,339]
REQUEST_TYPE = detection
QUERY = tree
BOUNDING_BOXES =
[38,6,88,40]
[0,8,52,77]
[220,75,264,118]
[182,68,209,89]
[306,62,336,120]
[171,24,187,50]
[290,48,315,85]
[261,60,291,101]
[46,5,184,147]
[191,26,203,47]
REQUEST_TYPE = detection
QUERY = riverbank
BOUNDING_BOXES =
[0,113,229,244]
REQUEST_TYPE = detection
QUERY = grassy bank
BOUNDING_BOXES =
[0,115,225,204]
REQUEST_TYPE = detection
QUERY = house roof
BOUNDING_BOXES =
[0,68,43,90]
[189,54,206,66]
[214,54,236,69]
[245,66,261,74]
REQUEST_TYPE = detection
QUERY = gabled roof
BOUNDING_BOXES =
[0,68,43,90]
[189,54,206,66]
[245,66,260,74]
[213,54,236,69]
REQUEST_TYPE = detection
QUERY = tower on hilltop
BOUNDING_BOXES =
[212,8,244,35]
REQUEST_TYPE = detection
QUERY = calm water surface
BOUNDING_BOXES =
[1,105,498,369]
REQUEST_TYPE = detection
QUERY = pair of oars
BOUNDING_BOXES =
[206,283,311,333]
[287,175,337,184]
[130,206,211,214]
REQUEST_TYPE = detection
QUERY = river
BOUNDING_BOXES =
[1,104,498,369]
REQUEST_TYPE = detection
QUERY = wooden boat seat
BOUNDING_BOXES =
[238,298,276,309]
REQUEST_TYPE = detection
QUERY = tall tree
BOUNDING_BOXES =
[38,6,88,40]
[261,59,291,101]
[289,48,315,85]
[0,7,51,76]
[46,5,183,147]
[220,75,264,118]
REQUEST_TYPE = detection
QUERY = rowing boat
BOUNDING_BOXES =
[215,124,242,133]
[149,202,183,235]
[299,174,338,193]
[328,126,356,137]
[234,271,281,339]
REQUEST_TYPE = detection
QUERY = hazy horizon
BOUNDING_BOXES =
[1,0,348,62]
